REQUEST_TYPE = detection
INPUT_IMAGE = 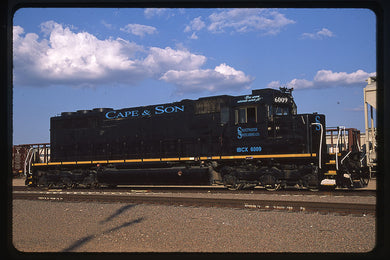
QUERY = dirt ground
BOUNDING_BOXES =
[12,199,376,253]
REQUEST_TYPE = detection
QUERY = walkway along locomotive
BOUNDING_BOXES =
[26,87,370,190]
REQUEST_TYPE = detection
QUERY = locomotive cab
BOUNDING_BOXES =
[228,88,298,155]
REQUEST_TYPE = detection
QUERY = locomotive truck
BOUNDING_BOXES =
[26,87,370,190]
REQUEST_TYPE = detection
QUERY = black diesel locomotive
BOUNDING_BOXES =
[27,87,369,190]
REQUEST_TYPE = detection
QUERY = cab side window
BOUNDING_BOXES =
[235,106,257,124]
[268,105,289,118]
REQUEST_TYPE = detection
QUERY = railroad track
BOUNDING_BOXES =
[13,185,376,197]
[13,190,375,216]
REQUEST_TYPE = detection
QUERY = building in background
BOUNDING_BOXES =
[364,76,377,176]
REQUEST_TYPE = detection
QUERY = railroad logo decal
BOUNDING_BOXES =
[237,95,263,104]
[314,115,321,131]
[237,127,260,139]
[105,105,184,120]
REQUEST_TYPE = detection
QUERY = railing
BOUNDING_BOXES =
[23,147,35,176]
[21,143,50,176]
[326,127,351,170]
[335,126,346,170]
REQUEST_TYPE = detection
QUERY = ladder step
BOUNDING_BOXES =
[326,160,336,165]
[329,153,341,156]
[324,170,337,175]
[320,179,336,186]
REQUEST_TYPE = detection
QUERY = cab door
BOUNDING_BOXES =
[234,106,257,125]
[231,105,265,155]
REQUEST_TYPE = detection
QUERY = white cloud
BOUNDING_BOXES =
[160,63,254,94]
[184,16,205,32]
[120,24,157,37]
[184,9,295,39]
[101,20,114,30]
[268,69,376,90]
[14,21,146,86]
[313,69,374,85]
[13,21,253,94]
[13,25,24,37]
[317,28,334,38]
[285,78,315,89]
[142,47,207,75]
[189,32,198,40]
[144,8,167,18]
[301,28,334,40]
[267,80,281,89]
[207,9,295,35]
[143,8,176,19]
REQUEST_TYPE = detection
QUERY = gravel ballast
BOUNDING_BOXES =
[12,200,375,253]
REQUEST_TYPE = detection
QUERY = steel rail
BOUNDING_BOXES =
[13,191,375,216]
[12,186,376,197]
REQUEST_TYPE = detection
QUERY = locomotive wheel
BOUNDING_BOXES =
[303,170,319,191]
[359,169,370,187]
[361,177,370,186]
[82,174,96,188]
[61,177,72,189]
[227,183,244,191]
[37,176,48,187]
[223,174,243,190]
[264,183,281,191]
[261,174,281,191]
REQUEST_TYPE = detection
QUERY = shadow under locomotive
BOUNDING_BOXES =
[26,87,370,190]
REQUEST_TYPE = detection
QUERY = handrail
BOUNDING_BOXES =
[360,152,366,168]
[356,132,361,152]
[340,151,352,164]
[28,151,35,175]
[356,134,364,167]
[343,127,347,150]
[335,126,346,170]
[23,147,35,176]
[311,123,323,169]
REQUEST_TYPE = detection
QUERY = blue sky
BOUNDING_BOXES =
[13,8,376,145]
